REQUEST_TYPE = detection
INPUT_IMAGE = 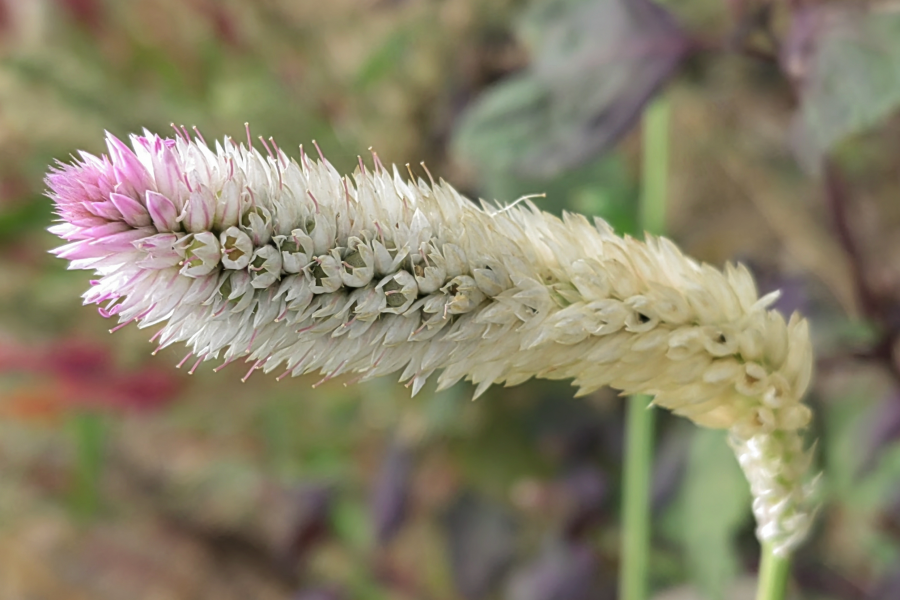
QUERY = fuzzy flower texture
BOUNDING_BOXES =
[47,128,815,554]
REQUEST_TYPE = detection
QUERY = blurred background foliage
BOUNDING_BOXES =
[2,0,900,598]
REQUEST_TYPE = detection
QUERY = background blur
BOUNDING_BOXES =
[2,0,900,598]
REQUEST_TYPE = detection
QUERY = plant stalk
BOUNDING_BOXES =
[756,544,791,600]
[71,411,106,519]
[621,393,655,600]
[639,99,669,238]
[620,98,669,600]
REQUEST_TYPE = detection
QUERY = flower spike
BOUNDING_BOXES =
[46,128,817,554]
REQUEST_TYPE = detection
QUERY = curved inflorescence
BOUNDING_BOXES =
[47,128,816,554]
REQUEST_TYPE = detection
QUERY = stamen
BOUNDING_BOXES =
[258,135,274,158]
[188,355,205,375]
[313,360,346,387]
[245,329,258,354]
[213,355,238,373]
[109,318,135,334]
[492,193,546,216]
[421,162,435,187]
[176,352,193,369]
[343,178,352,209]
[192,126,206,145]
[269,136,281,158]
[299,144,311,170]
[307,190,320,212]
[170,123,187,142]
[276,360,298,381]
[370,148,385,173]
[312,139,326,161]
[241,359,263,383]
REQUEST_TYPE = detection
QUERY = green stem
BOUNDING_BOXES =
[620,98,669,600]
[621,393,656,600]
[70,411,106,520]
[756,545,791,600]
[639,99,669,238]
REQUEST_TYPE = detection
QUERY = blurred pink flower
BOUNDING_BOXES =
[56,0,104,32]
[0,338,180,419]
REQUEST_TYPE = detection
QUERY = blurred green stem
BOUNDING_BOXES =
[621,98,669,600]
[71,411,106,519]
[757,545,791,600]
[639,100,669,238]
[622,393,655,600]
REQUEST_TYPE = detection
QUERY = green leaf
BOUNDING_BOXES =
[678,428,751,600]
[451,0,688,179]
[823,388,900,573]
[454,74,550,176]
[331,495,372,549]
[0,196,53,240]
[823,387,873,497]
[789,6,900,170]
[468,153,638,236]
[354,29,412,91]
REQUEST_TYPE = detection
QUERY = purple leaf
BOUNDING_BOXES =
[858,392,900,473]
[371,439,413,545]
[758,274,811,320]
[443,491,518,599]
[867,568,900,600]
[651,422,691,513]
[538,418,605,464]
[793,561,868,600]
[282,484,333,563]
[505,540,598,600]
[292,587,344,600]
[781,5,900,172]
[453,0,691,178]
[559,466,607,538]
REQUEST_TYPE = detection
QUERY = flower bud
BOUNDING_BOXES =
[181,231,221,277]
